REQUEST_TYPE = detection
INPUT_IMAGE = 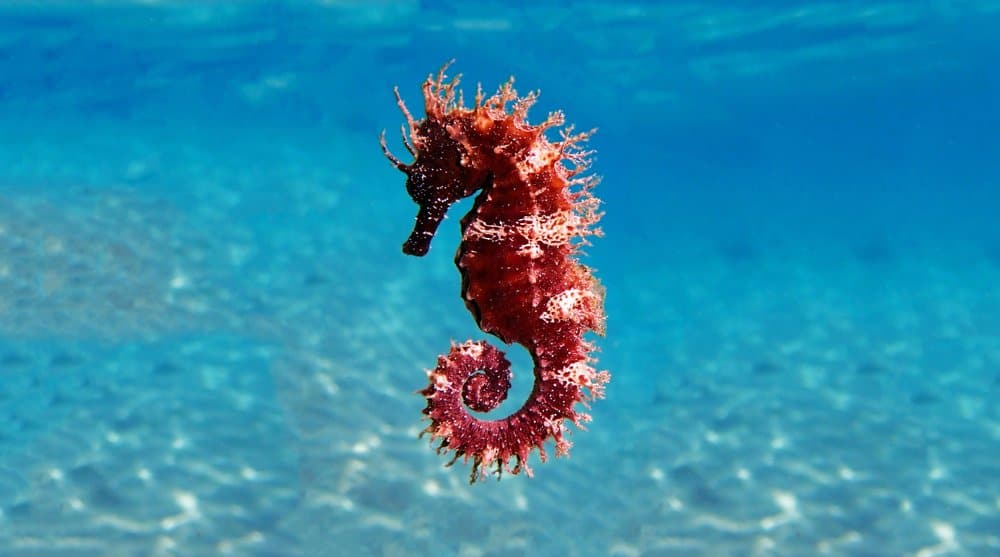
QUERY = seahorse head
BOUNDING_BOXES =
[383,121,489,256]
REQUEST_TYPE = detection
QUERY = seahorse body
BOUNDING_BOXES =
[382,65,608,482]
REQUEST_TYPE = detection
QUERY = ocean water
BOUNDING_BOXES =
[1,1,998,556]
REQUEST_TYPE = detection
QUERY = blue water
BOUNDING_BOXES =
[1,1,998,556]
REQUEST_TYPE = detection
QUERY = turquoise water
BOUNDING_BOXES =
[1,1,999,556]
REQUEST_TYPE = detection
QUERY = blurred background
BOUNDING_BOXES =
[0,1,998,556]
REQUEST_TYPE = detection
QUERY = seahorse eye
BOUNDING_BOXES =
[404,171,428,203]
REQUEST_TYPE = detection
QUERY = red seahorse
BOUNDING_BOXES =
[381,64,608,482]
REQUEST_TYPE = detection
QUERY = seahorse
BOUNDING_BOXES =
[381,64,608,482]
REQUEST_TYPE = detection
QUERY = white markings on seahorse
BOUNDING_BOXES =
[540,288,599,323]
[464,210,597,259]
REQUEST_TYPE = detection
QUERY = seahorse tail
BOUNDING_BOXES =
[420,339,573,483]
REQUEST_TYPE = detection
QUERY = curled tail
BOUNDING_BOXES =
[421,340,606,481]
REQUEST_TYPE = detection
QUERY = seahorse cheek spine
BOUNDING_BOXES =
[382,64,608,483]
